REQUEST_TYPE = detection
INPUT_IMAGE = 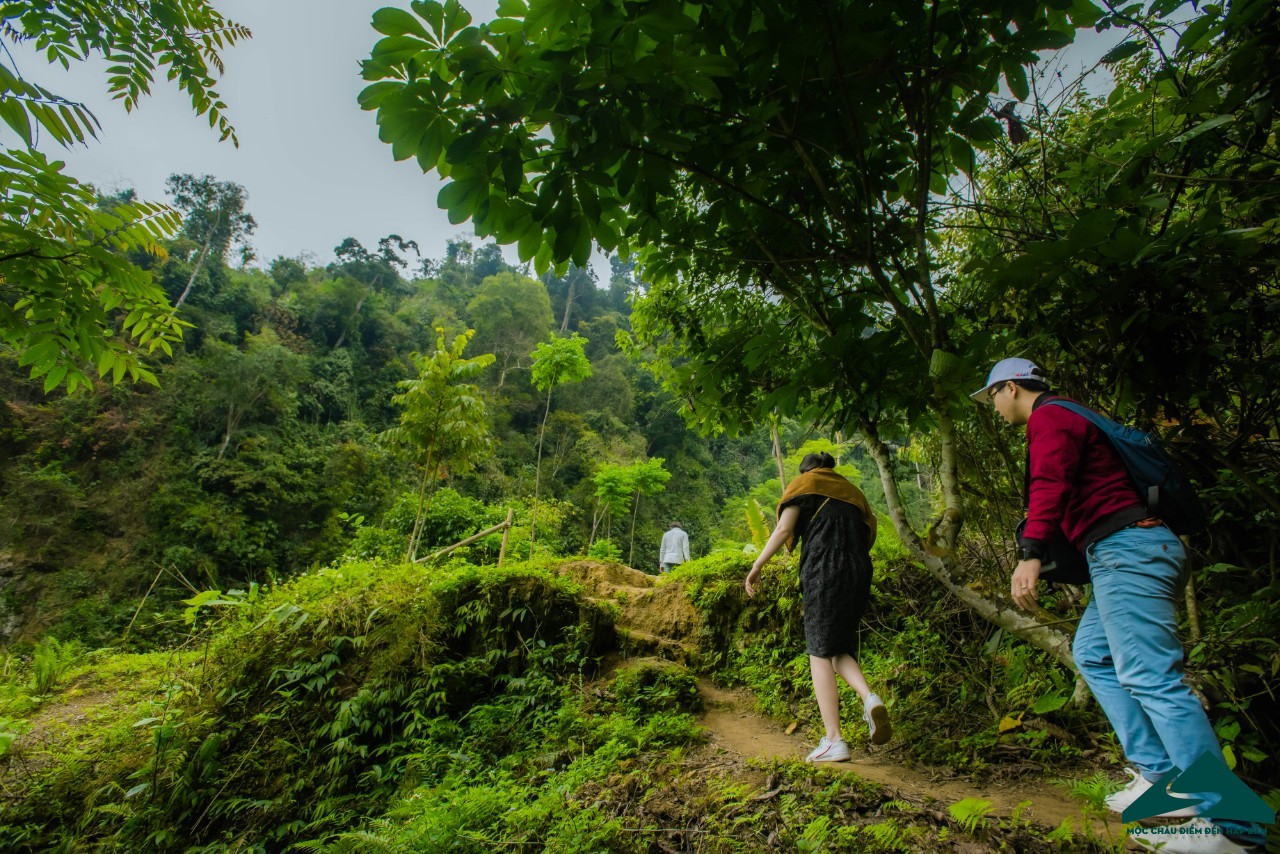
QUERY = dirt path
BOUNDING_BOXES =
[562,560,1135,846]
[698,679,1129,842]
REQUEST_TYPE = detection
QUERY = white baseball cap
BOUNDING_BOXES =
[970,357,1048,402]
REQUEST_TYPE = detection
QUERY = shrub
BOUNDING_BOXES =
[586,539,622,561]
[611,660,702,718]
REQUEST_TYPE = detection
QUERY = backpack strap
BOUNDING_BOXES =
[1039,398,1118,434]
[1040,398,1160,511]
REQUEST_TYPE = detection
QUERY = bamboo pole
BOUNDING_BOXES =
[497,508,514,567]
[418,513,513,564]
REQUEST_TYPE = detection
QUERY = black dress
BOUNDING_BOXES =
[781,493,874,658]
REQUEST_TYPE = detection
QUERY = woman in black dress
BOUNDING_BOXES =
[745,452,890,761]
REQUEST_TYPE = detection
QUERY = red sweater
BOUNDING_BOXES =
[1023,396,1145,550]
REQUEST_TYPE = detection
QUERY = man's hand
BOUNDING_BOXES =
[1012,558,1042,610]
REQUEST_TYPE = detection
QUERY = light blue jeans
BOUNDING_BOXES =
[1074,525,1223,784]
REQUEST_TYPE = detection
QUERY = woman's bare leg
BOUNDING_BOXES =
[809,655,843,741]
[831,653,871,701]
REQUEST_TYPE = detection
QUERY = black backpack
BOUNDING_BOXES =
[1040,399,1208,536]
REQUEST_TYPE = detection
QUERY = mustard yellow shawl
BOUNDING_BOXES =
[776,468,877,547]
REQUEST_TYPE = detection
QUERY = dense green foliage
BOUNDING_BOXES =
[0,557,1124,852]
[0,1,250,391]
[356,0,1279,794]
[2,0,1279,847]
[0,228,772,647]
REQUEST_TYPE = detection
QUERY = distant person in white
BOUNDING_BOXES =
[659,522,690,573]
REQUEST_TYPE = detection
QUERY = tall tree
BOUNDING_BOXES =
[201,329,308,460]
[330,234,420,295]
[0,1,250,392]
[591,462,632,543]
[165,174,257,310]
[361,0,1102,666]
[383,327,494,562]
[625,457,670,566]
[465,271,554,386]
[528,332,591,548]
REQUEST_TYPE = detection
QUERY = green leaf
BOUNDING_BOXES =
[1169,114,1233,145]
[0,97,33,146]
[437,177,481,216]
[1100,40,1144,64]
[517,226,542,262]
[1004,64,1029,102]
[42,364,67,393]
[1022,29,1073,51]
[958,116,1003,144]
[372,7,431,39]
[371,34,433,66]
[1176,14,1217,55]
[571,222,592,268]
[1030,692,1069,714]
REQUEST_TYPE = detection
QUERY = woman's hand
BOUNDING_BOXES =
[746,506,797,599]
[745,562,764,598]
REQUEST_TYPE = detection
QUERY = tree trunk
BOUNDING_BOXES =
[406,451,437,563]
[560,278,575,333]
[771,420,787,489]
[589,502,605,546]
[174,238,213,311]
[861,423,1076,672]
[1185,570,1203,643]
[497,508,514,567]
[529,385,554,550]
[332,295,367,349]
[930,379,965,552]
[217,405,241,460]
[628,491,640,566]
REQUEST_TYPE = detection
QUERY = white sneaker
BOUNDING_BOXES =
[1132,817,1259,853]
[863,693,891,745]
[805,736,850,762]
[1106,768,1198,818]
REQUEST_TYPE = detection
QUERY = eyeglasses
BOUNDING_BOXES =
[986,383,1008,404]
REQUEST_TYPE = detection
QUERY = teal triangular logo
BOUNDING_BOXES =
[1123,753,1277,824]
[1123,766,1201,821]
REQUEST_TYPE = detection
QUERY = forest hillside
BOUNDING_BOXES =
[2,0,1279,851]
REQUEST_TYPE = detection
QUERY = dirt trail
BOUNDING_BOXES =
[560,560,1131,843]
[699,679,1126,838]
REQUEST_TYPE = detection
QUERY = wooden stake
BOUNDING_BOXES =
[498,508,514,567]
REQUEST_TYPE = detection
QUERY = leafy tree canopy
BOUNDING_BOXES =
[165,174,257,310]
[530,332,592,394]
[0,0,250,392]
[466,271,553,379]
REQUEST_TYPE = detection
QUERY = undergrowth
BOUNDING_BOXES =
[0,560,611,849]
[0,556,1128,852]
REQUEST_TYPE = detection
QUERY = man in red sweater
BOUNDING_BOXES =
[973,358,1261,854]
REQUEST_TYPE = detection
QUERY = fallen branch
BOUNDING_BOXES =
[417,514,513,564]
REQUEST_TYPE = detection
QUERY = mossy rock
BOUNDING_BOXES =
[611,657,702,718]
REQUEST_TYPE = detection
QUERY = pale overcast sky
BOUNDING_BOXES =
[12,0,508,273]
[9,1,1125,275]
